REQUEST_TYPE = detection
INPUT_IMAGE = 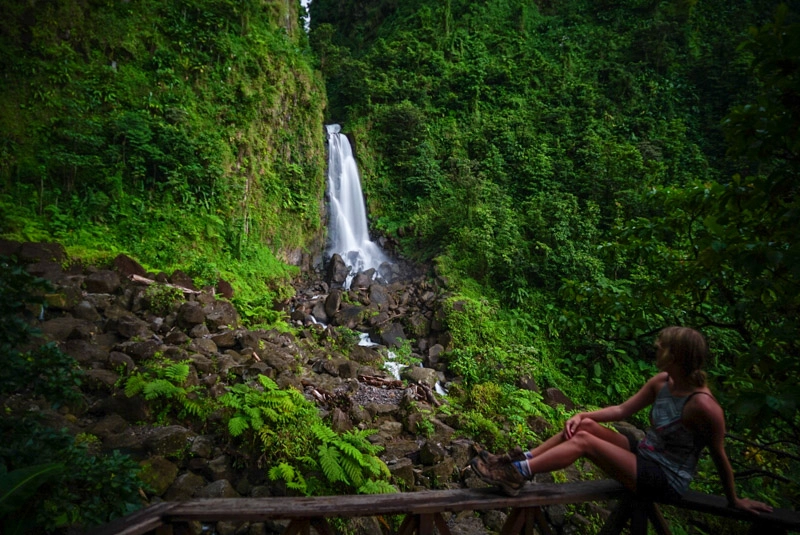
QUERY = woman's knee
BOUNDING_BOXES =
[576,418,603,434]
[570,430,597,452]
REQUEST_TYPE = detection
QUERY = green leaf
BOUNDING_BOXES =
[0,463,64,516]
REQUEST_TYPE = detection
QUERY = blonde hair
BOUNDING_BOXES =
[657,326,708,387]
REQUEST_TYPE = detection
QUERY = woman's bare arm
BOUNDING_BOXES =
[565,372,664,439]
[686,395,773,514]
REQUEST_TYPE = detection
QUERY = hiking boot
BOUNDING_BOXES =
[470,454,527,497]
[479,446,527,464]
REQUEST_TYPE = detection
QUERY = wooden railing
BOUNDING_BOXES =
[86,480,799,535]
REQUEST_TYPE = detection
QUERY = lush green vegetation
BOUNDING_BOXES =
[0,0,327,323]
[0,258,142,533]
[310,0,799,511]
[1,0,798,527]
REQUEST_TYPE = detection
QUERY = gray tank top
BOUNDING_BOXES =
[637,382,711,495]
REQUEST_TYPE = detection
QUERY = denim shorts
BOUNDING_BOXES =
[628,436,682,502]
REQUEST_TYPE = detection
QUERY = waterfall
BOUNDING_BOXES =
[326,124,389,276]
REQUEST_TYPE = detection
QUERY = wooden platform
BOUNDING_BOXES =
[86,479,800,535]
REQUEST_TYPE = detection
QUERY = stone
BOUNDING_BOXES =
[203,300,239,331]
[108,351,136,373]
[216,279,234,299]
[169,269,197,291]
[144,425,196,458]
[330,408,353,433]
[164,472,206,501]
[419,440,447,466]
[368,284,391,309]
[202,455,236,482]
[178,302,206,328]
[189,323,211,338]
[139,456,179,496]
[71,300,102,321]
[388,458,415,489]
[421,458,457,485]
[90,414,129,440]
[62,339,109,364]
[85,270,121,294]
[543,387,576,411]
[39,317,96,342]
[326,253,349,288]
[190,435,216,459]
[373,321,406,348]
[18,242,66,263]
[113,253,148,278]
[211,330,237,348]
[195,479,240,498]
[116,339,164,361]
[83,369,120,391]
[402,367,441,390]
[190,337,218,354]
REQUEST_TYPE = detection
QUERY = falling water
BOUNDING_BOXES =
[326,124,388,276]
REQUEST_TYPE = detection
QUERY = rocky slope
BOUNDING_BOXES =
[1,240,623,535]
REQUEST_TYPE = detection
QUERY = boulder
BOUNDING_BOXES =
[324,289,342,318]
[113,254,148,278]
[18,242,66,263]
[164,472,206,501]
[169,269,197,291]
[85,270,121,294]
[139,456,179,496]
[177,302,206,329]
[203,300,239,331]
[372,322,406,348]
[195,479,240,499]
[144,425,196,458]
[543,387,576,411]
[326,253,349,288]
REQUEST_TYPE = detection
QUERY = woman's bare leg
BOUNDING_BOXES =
[529,418,630,457]
[526,429,638,491]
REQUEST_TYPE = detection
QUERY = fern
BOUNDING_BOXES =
[123,358,211,425]
[339,455,365,488]
[337,441,365,465]
[228,416,249,437]
[358,479,397,495]
[268,462,308,494]
[164,362,189,383]
[318,445,346,484]
[124,374,147,397]
[142,378,180,400]
[311,423,338,443]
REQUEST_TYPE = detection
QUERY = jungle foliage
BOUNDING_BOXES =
[310,0,799,509]
[0,259,143,533]
[0,0,327,323]
[0,0,798,523]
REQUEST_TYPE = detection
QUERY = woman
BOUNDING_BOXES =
[470,326,772,515]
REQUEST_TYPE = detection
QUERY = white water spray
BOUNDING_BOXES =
[326,124,388,275]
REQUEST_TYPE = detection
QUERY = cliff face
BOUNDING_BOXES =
[0,0,328,268]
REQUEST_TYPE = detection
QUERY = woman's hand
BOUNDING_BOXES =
[731,497,773,515]
[564,414,585,439]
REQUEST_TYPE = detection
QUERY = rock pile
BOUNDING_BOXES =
[1,241,615,535]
